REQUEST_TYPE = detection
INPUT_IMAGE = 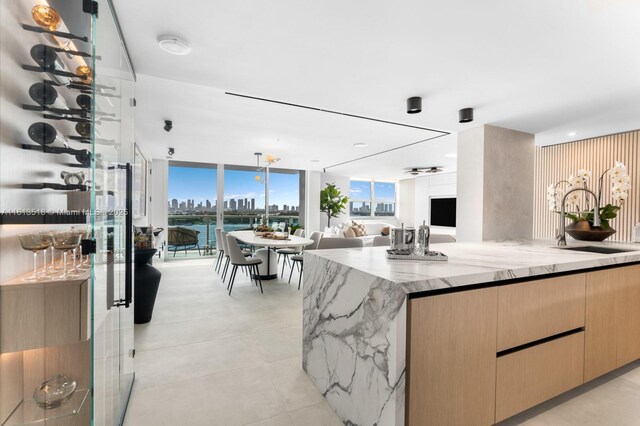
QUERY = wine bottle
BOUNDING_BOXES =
[76,122,91,138]
[28,122,69,147]
[29,82,69,110]
[76,94,91,111]
[76,65,93,85]
[30,44,71,86]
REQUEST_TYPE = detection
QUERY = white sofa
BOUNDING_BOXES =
[324,221,393,247]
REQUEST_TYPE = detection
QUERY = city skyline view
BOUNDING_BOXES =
[168,165,300,212]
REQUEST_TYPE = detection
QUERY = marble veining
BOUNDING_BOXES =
[302,240,640,426]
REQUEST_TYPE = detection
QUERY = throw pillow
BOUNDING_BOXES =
[381,226,390,236]
[343,227,356,238]
[351,221,367,237]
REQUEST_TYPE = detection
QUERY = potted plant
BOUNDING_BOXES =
[320,183,349,228]
[547,161,631,241]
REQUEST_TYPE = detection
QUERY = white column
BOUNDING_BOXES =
[457,125,535,242]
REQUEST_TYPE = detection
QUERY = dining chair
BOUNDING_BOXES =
[226,235,263,295]
[214,228,224,273]
[277,228,304,277]
[316,238,364,249]
[221,231,253,282]
[288,231,323,290]
[373,235,390,246]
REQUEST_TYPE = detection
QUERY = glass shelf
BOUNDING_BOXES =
[4,389,89,426]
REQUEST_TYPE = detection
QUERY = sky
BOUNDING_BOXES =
[350,180,396,202]
[168,166,300,207]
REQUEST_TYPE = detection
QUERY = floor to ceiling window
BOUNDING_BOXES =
[222,166,300,232]
[168,162,217,256]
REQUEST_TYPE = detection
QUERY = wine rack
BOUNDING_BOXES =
[5,2,97,227]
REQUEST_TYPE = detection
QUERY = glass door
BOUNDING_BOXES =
[91,1,135,424]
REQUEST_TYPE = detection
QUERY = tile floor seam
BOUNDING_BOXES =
[134,324,303,354]
[131,363,273,394]
[137,306,301,328]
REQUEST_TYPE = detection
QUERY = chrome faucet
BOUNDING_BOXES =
[557,187,601,246]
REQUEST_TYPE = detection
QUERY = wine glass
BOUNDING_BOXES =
[50,231,82,280]
[18,233,51,282]
[70,227,89,272]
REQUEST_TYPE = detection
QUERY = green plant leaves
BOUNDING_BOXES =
[320,183,349,226]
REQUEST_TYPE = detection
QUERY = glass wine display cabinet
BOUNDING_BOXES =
[0,1,135,425]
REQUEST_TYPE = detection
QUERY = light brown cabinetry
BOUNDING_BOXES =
[616,265,640,366]
[495,332,585,422]
[585,264,640,380]
[408,264,640,426]
[497,274,585,351]
[585,269,619,381]
[407,288,498,426]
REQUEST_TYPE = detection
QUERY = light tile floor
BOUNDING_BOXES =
[124,258,640,426]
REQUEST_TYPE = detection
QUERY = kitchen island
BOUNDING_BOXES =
[302,241,640,426]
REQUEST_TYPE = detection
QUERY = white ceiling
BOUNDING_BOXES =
[113,0,640,179]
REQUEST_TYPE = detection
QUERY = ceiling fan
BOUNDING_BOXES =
[404,167,443,176]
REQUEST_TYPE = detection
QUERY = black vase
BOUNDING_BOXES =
[134,248,162,324]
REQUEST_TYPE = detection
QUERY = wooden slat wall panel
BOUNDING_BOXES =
[533,130,640,242]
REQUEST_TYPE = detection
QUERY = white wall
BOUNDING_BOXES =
[305,171,321,233]
[399,172,457,235]
[150,159,168,257]
[398,179,415,227]
[457,126,485,242]
[320,173,350,229]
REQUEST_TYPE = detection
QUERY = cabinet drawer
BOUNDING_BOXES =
[497,274,586,351]
[496,331,585,422]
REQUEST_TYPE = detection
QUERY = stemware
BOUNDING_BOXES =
[51,231,82,280]
[72,227,90,271]
[18,233,52,282]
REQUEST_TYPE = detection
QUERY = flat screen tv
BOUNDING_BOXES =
[430,197,456,227]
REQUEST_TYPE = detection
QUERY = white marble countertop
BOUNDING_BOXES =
[305,240,640,294]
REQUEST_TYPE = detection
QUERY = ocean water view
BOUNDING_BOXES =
[167,215,300,254]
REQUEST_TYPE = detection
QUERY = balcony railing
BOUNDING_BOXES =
[167,214,300,257]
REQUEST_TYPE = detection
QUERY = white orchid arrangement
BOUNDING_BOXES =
[547,161,631,230]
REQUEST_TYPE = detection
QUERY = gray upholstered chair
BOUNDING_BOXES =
[316,238,364,250]
[288,231,323,290]
[220,231,253,282]
[373,235,390,246]
[276,228,304,277]
[214,228,224,272]
[225,235,263,295]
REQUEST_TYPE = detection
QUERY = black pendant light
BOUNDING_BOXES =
[459,108,474,123]
[407,97,422,114]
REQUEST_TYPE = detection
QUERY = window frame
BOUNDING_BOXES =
[349,180,397,218]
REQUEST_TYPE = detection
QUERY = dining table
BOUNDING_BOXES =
[229,230,314,280]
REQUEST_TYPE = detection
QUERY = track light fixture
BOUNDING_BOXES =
[407,96,422,114]
[164,120,173,132]
[459,108,474,123]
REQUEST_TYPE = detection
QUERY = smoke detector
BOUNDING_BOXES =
[158,35,191,55]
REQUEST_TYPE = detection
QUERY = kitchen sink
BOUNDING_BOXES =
[557,246,635,254]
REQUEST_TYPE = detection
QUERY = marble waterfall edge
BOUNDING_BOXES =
[303,254,408,426]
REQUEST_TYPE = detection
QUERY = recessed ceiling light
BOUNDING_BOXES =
[568,132,577,137]
[158,35,191,55]
[445,153,457,158]
[353,143,368,148]
[310,159,320,163]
